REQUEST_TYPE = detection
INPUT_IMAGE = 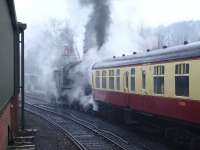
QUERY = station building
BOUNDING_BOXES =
[0,0,26,149]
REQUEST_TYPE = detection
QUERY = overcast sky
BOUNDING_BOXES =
[15,0,200,27]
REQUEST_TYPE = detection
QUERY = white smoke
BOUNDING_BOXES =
[22,0,92,103]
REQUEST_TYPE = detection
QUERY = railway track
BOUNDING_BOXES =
[25,92,49,105]
[25,93,172,150]
[25,102,136,150]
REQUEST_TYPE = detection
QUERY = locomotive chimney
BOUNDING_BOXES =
[122,54,125,56]
[113,56,116,58]
[146,49,150,52]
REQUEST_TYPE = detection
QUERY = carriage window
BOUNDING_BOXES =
[95,71,100,88]
[154,65,164,94]
[116,69,120,90]
[109,70,114,89]
[175,63,189,97]
[131,68,135,91]
[142,70,146,89]
[102,70,107,88]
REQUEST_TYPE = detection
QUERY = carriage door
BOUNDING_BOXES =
[142,69,146,94]
[124,71,129,93]
[123,70,130,106]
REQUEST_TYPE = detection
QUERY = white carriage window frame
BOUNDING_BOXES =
[130,68,136,92]
[116,69,120,91]
[102,70,107,89]
[95,70,101,88]
[109,70,115,90]
[153,65,165,95]
[175,63,190,97]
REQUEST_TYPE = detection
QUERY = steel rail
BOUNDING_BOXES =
[69,113,129,145]
[29,103,129,145]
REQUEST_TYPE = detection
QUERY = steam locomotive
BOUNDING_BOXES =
[91,41,200,149]
[53,46,92,107]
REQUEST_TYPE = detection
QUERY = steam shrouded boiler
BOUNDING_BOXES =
[53,45,92,105]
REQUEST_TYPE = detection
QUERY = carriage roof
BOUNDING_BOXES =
[92,41,200,69]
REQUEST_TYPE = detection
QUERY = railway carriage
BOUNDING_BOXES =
[92,42,200,147]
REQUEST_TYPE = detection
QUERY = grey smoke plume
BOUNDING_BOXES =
[93,0,110,49]
[81,0,110,51]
